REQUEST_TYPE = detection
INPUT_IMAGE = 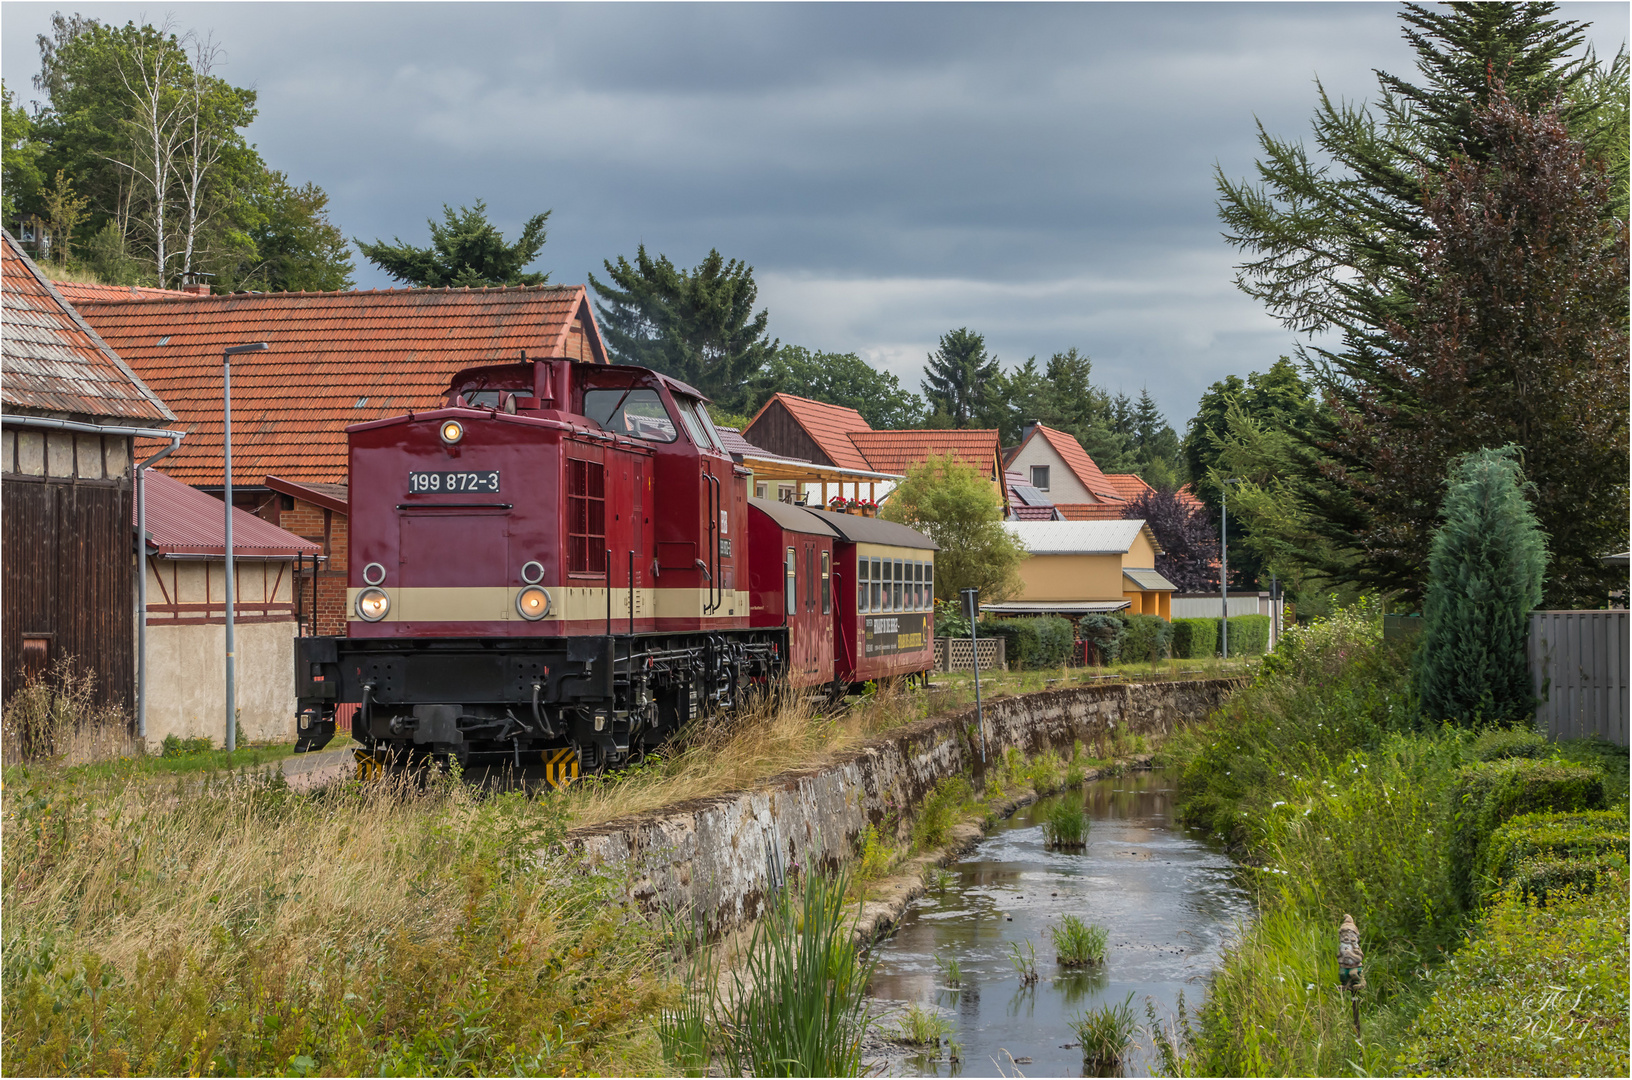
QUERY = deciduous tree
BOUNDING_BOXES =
[749,346,925,429]
[356,200,548,288]
[882,454,1025,603]
[1122,489,1219,593]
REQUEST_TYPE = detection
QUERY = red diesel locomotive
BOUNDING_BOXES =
[294,356,936,773]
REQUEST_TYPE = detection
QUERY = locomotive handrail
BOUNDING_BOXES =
[708,472,723,614]
[395,502,513,510]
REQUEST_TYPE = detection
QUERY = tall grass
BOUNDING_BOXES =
[1071,991,1139,1071]
[891,1003,952,1047]
[1042,799,1089,847]
[717,871,878,1077]
[1,765,669,1075]
[2,659,139,766]
[1050,914,1109,967]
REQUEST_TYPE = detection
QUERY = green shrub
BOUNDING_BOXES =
[160,734,214,758]
[1170,617,1218,659]
[975,618,1025,669]
[1415,446,1548,726]
[912,777,972,850]
[1449,759,1607,907]
[1478,809,1628,902]
[1119,613,1172,664]
[1223,614,1271,656]
[1077,614,1124,665]
[976,617,1074,669]
[1468,726,1549,761]
[1395,873,1629,1078]
[1032,616,1076,667]
[1070,992,1138,1071]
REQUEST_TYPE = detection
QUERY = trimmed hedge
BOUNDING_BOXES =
[1468,727,1549,762]
[1119,613,1172,664]
[1170,617,1218,659]
[1449,759,1608,907]
[1396,870,1630,1077]
[976,616,1075,669]
[1223,614,1271,656]
[1478,809,1629,903]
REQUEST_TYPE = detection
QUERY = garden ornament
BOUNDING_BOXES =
[1338,913,1364,1036]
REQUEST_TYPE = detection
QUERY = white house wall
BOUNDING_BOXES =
[1008,438,1095,503]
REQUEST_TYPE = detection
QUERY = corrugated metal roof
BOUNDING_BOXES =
[804,507,938,550]
[749,497,842,538]
[983,600,1130,614]
[74,283,605,484]
[1123,568,1176,591]
[138,469,321,558]
[1002,519,1160,556]
[1,232,175,423]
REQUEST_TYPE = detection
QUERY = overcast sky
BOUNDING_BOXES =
[4,2,1625,427]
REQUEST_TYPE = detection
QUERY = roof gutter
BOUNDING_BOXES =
[3,415,190,744]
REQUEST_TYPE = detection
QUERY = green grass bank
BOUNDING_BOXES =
[1162,601,1629,1076]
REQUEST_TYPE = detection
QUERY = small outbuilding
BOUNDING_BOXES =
[138,469,319,747]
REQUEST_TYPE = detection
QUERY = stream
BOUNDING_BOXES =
[865,769,1251,1077]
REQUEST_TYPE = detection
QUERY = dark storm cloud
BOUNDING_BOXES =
[4,2,1625,424]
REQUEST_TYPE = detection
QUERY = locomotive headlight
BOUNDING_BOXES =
[516,586,551,621]
[356,587,391,622]
[439,420,464,445]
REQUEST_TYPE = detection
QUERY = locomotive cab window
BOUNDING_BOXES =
[784,548,797,617]
[821,550,831,614]
[582,388,677,442]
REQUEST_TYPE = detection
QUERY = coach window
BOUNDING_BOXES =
[926,562,934,604]
[914,562,923,610]
[821,550,831,614]
[785,548,797,617]
[858,557,869,612]
[893,559,903,610]
[871,558,882,611]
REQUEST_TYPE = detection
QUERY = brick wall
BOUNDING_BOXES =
[275,497,350,637]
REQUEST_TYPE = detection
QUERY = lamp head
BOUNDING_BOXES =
[224,342,269,357]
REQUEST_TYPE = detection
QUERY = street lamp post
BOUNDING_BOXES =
[223,342,269,752]
[1220,478,1240,660]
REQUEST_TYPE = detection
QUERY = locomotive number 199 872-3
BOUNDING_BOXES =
[408,470,501,494]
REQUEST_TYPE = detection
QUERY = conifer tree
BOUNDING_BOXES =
[1415,446,1548,726]
[921,328,998,428]
[356,200,548,288]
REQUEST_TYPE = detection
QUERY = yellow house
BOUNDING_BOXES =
[988,520,1175,619]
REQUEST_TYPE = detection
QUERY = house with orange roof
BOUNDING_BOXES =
[743,392,1010,509]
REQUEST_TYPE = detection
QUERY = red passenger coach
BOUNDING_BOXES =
[747,499,838,690]
[806,510,938,684]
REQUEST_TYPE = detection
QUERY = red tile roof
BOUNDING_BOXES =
[1055,502,1130,522]
[846,429,1002,476]
[2,233,175,424]
[1176,485,1207,515]
[1020,424,1122,502]
[139,468,320,558]
[746,392,873,470]
[1104,473,1155,501]
[73,284,606,484]
[54,281,200,304]
[1010,505,1059,521]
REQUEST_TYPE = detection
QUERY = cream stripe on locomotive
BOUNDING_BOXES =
[347,585,750,623]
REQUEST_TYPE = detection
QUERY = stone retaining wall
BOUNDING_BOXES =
[569,678,1239,935]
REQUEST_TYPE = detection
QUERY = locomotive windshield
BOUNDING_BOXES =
[582,388,678,442]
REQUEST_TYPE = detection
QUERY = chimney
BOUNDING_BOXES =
[181,283,211,296]
[1022,421,1039,444]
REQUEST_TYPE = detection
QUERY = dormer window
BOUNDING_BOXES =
[1030,465,1050,490]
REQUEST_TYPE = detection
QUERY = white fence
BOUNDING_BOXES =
[1529,610,1629,747]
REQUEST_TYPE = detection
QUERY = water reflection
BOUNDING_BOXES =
[866,770,1251,1078]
